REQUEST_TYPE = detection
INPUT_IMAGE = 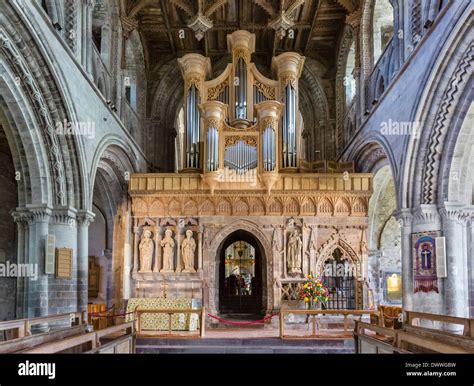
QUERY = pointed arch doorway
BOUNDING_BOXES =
[218,230,264,316]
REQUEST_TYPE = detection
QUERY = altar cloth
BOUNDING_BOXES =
[126,298,199,331]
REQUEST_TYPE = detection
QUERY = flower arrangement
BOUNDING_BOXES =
[299,273,329,309]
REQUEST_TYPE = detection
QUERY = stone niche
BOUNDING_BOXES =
[131,217,204,301]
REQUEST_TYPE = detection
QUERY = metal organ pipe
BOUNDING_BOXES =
[186,85,200,169]
[263,126,276,172]
[282,83,296,168]
[235,58,247,119]
[207,126,219,172]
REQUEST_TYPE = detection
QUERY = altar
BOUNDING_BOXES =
[126,298,200,331]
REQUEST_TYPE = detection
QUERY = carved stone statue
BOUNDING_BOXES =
[160,229,175,272]
[287,229,302,274]
[181,230,196,273]
[139,230,154,273]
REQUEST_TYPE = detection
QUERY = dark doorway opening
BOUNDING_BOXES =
[218,230,263,316]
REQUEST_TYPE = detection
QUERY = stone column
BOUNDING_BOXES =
[282,228,287,278]
[50,208,79,317]
[302,223,308,275]
[345,10,362,127]
[12,213,30,319]
[153,228,162,273]
[410,205,443,315]
[122,210,132,302]
[132,221,139,273]
[394,208,414,311]
[175,230,182,273]
[77,210,95,313]
[82,0,95,77]
[440,203,470,318]
[197,226,203,272]
[24,207,52,319]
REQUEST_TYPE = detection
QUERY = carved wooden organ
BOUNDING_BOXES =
[178,30,305,192]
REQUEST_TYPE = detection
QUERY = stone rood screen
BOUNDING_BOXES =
[177,30,305,185]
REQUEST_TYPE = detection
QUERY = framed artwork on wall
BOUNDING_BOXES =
[412,231,441,293]
[383,271,402,304]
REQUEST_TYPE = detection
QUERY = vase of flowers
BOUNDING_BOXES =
[299,273,329,310]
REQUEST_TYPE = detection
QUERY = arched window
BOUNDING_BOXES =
[372,0,394,64]
[345,41,356,106]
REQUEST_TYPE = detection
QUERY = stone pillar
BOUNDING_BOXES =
[282,228,287,278]
[77,210,95,313]
[302,223,308,275]
[114,203,131,306]
[12,213,31,318]
[103,249,113,307]
[410,205,443,315]
[81,0,95,77]
[197,226,203,272]
[153,228,162,273]
[440,203,470,318]
[394,208,414,311]
[132,221,139,273]
[26,207,52,318]
[175,230,182,273]
[367,249,381,306]
[345,10,362,127]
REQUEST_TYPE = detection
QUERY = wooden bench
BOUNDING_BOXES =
[405,310,474,337]
[354,311,474,354]
[21,322,135,354]
[0,325,88,354]
[0,311,86,341]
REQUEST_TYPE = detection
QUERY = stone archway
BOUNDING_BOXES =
[205,220,273,317]
[315,235,362,279]
[315,234,363,309]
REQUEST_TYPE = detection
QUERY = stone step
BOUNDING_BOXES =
[136,346,354,354]
[137,337,354,354]
[138,337,351,346]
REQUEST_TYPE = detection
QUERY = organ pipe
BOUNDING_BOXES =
[282,83,296,168]
[235,58,247,119]
[186,85,200,169]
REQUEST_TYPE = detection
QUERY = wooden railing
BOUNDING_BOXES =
[354,314,474,354]
[135,308,205,338]
[405,311,474,337]
[279,309,379,339]
[0,311,86,340]
[22,322,135,354]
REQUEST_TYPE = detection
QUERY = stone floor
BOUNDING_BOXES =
[136,322,356,353]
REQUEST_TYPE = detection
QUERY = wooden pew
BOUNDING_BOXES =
[405,311,474,337]
[395,330,472,354]
[0,311,86,342]
[21,322,135,354]
[0,320,27,340]
[354,312,474,354]
[403,325,474,352]
[0,325,88,354]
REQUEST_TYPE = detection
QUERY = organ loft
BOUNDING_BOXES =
[126,30,373,318]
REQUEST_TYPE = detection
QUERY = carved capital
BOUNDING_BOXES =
[440,203,470,225]
[76,210,96,227]
[51,207,78,226]
[393,208,413,227]
[412,204,440,225]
